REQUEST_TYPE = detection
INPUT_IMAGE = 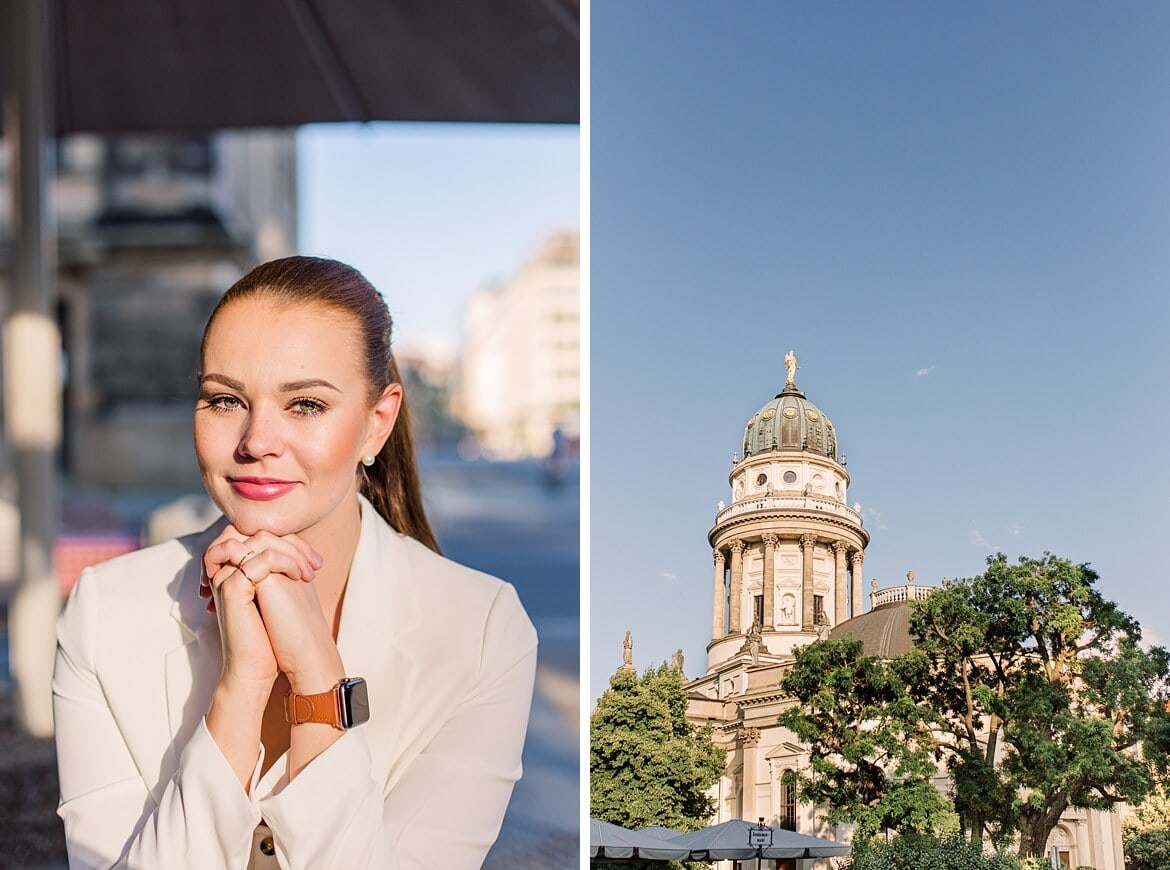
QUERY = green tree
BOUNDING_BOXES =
[779,637,952,843]
[846,833,1023,870]
[780,553,1170,860]
[1122,789,1170,870]
[590,663,725,832]
[909,554,1170,857]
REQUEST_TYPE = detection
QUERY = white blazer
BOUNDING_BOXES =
[53,495,538,869]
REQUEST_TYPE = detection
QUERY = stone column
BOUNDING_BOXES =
[833,541,848,627]
[800,534,816,630]
[740,726,762,823]
[761,534,777,628]
[728,539,745,634]
[712,548,726,641]
[851,551,865,618]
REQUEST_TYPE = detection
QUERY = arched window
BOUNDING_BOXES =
[779,769,797,831]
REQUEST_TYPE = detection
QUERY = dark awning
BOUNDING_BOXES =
[0,0,579,134]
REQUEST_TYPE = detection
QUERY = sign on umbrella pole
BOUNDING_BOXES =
[750,817,771,870]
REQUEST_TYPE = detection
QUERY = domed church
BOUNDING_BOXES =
[678,353,1123,869]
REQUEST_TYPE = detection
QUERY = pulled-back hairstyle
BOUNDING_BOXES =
[202,256,440,553]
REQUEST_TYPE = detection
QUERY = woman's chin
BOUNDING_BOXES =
[219,502,305,538]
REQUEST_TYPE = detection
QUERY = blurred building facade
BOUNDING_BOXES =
[0,130,297,493]
[458,231,579,460]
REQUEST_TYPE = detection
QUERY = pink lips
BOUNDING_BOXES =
[230,477,298,501]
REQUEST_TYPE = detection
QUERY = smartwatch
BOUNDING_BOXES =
[285,677,370,729]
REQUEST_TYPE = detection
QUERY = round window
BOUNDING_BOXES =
[756,473,768,487]
[783,470,797,484]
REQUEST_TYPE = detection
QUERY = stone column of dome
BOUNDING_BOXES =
[833,541,849,627]
[762,534,778,629]
[712,548,727,641]
[728,539,746,634]
[800,534,817,630]
[851,550,865,618]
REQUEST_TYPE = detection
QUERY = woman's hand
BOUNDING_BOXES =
[201,526,323,691]
[200,526,339,692]
[202,525,329,787]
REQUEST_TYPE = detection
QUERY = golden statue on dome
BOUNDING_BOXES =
[784,350,799,389]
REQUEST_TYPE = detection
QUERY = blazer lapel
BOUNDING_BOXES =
[337,498,430,794]
[163,527,224,795]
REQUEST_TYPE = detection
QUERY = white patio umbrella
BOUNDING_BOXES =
[669,819,851,861]
[589,818,692,862]
[637,824,687,843]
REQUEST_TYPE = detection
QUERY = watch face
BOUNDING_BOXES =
[340,678,370,728]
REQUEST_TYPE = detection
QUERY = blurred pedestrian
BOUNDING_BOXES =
[52,257,536,868]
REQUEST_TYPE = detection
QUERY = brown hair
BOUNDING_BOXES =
[202,256,440,552]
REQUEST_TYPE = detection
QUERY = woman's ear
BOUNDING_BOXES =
[364,383,403,457]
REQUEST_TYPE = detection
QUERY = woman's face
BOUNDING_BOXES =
[194,296,400,539]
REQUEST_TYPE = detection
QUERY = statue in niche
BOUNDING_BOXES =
[780,593,796,625]
[784,350,799,387]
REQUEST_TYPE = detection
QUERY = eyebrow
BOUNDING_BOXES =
[200,373,342,393]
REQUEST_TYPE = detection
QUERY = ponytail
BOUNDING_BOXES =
[361,356,440,553]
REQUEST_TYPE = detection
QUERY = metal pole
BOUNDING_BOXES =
[3,0,61,738]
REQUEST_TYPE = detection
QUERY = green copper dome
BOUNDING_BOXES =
[742,384,839,462]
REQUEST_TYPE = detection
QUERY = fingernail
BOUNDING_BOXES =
[311,550,323,568]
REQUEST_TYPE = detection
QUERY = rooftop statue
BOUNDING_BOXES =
[784,350,799,388]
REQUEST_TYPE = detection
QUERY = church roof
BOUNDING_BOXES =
[742,385,839,462]
[829,600,916,658]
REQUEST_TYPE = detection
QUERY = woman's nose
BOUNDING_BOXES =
[237,407,284,459]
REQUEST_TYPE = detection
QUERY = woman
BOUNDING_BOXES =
[52,257,538,869]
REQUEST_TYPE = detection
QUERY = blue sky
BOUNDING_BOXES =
[297,123,579,354]
[590,3,1170,703]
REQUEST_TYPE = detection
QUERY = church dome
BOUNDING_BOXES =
[742,385,839,462]
[829,600,915,657]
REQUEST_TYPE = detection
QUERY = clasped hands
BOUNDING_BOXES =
[199,525,342,696]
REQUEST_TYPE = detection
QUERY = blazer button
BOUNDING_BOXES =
[260,836,276,856]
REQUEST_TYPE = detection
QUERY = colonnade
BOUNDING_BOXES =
[711,534,865,640]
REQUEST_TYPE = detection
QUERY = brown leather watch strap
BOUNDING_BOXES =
[284,685,342,726]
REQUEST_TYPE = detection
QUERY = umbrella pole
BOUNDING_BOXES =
[3,0,61,738]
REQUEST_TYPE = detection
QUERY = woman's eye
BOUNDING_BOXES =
[202,394,242,413]
[290,397,327,417]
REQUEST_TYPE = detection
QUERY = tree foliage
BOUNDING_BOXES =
[1123,789,1170,870]
[781,553,1170,859]
[778,637,951,842]
[590,663,725,833]
[845,833,1023,870]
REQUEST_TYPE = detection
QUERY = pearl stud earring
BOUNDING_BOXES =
[361,455,376,467]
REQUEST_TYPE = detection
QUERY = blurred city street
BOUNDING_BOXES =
[424,457,581,869]
[0,456,579,868]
